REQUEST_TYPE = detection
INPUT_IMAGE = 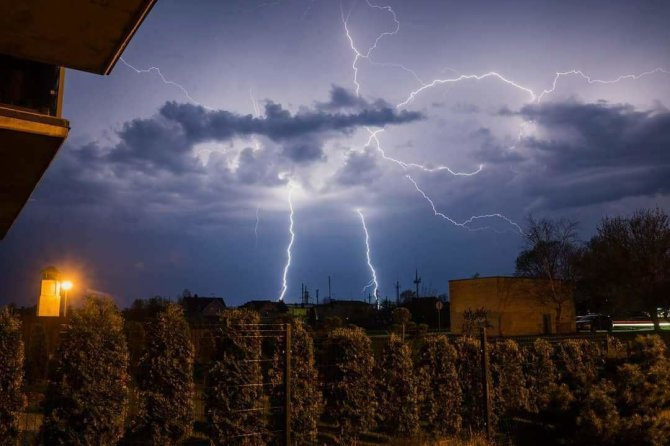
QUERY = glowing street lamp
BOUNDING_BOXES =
[61,280,73,318]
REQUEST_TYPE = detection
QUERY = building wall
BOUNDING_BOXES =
[37,279,61,317]
[449,277,576,336]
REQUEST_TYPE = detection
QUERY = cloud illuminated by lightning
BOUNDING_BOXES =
[406,175,524,235]
[278,184,295,301]
[357,209,379,308]
[119,57,213,110]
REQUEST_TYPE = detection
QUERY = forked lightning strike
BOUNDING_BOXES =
[278,185,295,301]
[357,209,380,308]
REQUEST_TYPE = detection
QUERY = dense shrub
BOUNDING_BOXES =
[522,339,557,413]
[0,307,26,445]
[490,339,529,420]
[578,335,670,446]
[454,336,492,432]
[205,309,265,446]
[25,323,48,384]
[415,335,462,437]
[130,304,194,445]
[376,334,419,436]
[322,326,376,444]
[270,320,322,445]
[41,296,129,446]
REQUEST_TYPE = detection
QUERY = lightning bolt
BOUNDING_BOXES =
[398,67,670,108]
[278,184,295,301]
[356,209,379,308]
[364,127,483,176]
[406,175,524,234]
[119,57,213,110]
[342,0,423,95]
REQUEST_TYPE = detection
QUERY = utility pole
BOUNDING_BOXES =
[328,276,332,301]
[315,289,319,306]
[285,323,292,446]
[395,280,400,305]
[413,269,422,298]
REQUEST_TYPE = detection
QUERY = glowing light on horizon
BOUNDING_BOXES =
[357,209,379,308]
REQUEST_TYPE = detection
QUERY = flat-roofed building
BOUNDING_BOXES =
[449,276,576,336]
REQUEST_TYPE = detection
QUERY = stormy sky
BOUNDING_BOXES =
[2,0,670,307]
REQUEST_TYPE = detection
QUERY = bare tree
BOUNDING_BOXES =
[516,216,581,332]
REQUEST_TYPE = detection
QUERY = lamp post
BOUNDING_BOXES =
[61,280,73,318]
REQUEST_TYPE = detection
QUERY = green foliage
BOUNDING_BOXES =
[0,307,26,445]
[124,320,146,379]
[461,308,488,337]
[270,320,322,445]
[554,340,602,401]
[375,334,419,436]
[392,307,412,341]
[577,335,670,446]
[490,340,529,419]
[454,336,491,432]
[415,335,462,437]
[522,339,557,413]
[205,308,266,446]
[41,296,129,446]
[322,326,376,444]
[130,304,195,445]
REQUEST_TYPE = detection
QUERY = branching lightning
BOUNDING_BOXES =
[406,175,524,234]
[342,0,424,95]
[278,184,295,301]
[357,209,379,308]
[364,127,483,175]
[398,67,670,108]
[119,57,213,109]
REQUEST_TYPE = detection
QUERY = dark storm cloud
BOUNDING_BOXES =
[491,100,670,209]
[36,87,422,206]
[161,99,421,144]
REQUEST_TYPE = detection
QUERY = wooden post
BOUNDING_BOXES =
[480,326,493,440]
[285,323,292,446]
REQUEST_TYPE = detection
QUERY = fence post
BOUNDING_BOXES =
[480,326,493,440]
[285,323,292,446]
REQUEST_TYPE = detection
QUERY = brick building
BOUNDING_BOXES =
[449,276,576,336]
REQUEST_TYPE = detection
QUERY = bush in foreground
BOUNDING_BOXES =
[322,326,376,444]
[0,307,26,445]
[41,296,129,446]
[130,304,194,445]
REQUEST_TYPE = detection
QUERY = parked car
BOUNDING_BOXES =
[576,314,613,332]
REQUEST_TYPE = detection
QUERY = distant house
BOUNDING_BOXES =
[241,300,289,321]
[449,276,576,336]
[181,296,227,323]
